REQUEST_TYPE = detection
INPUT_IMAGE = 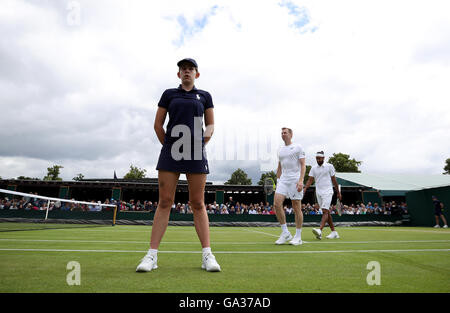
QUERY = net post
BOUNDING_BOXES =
[45,199,50,221]
[112,205,117,226]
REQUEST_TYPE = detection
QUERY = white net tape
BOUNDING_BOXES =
[0,188,116,208]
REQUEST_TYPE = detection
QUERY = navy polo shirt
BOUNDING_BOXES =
[156,85,213,174]
[158,85,214,145]
[433,200,441,210]
[433,200,443,215]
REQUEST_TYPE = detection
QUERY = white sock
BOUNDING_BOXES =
[295,228,302,238]
[147,248,158,257]
[281,224,289,233]
[202,247,212,256]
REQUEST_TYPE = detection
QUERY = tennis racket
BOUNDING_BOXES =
[336,184,342,216]
[264,177,276,196]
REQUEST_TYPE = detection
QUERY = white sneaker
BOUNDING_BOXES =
[443,225,448,229]
[312,228,322,240]
[289,236,303,246]
[326,231,340,239]
[136,254,158,272]
[434,225,440,228]
[275,232,293,245]
[202,253,221,272]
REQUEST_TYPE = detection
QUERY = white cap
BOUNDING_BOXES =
[316,151,325,157]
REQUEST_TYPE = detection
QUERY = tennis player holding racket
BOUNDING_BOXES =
[136,58,221,272]
[273,127,306,245]
[304,151,342,240]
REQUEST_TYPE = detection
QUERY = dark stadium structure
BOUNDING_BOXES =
[0,177,368,206]
[0,178,412,227]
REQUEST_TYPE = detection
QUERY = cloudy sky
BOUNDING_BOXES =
[1,0,450,184]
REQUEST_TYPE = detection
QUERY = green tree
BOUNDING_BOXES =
[73,173,85,181]
[444,158,450,175]
[328,153,362,173]
[17,176,40,180]
[258,171,277,186]
[303,165,312,184]
[259,166,312,186]
[43,165,64,181]
[224,168,252,185]
[123,165,147,180]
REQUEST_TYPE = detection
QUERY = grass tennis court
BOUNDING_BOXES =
[0,225,449,293]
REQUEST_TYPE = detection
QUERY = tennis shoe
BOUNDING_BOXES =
[136,254,158,272]
[289,236,303,246]
[275,232,293,245]
[433,225,440,228]
[312,228,322,240]
[326,231,340,239]
[443,225,448,229]
[202,253,221,272]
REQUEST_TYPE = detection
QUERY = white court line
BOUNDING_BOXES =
[0,238,148,244]
[242,229,279,237]
[1,238,450,245]
[342,228,450,234]
[48,228,450,236]
[244,228,450,237]
[0,248,449,254]
[55,228,254,233]
[301,240,450,244]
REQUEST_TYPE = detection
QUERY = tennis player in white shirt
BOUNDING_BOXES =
[304,151,342,240]
[273,127,306,245]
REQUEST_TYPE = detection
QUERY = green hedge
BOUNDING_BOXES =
[0,209,403,224]
[0,210,114,220]
[117,212,402,223]
[406,186,450,226]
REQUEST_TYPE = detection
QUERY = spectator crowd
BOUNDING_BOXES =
[0,193,109,212]
[0,194,408,216]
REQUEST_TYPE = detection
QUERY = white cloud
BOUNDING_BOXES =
[1,0,450,184]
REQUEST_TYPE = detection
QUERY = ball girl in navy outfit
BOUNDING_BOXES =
[136,58,221,272]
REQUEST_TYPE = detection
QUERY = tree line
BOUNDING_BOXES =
[225,152,362,186]
[2,156,450,182]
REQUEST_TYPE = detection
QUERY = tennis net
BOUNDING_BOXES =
[0,188,118,232]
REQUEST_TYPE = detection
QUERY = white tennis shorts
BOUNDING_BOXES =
[275,179,303,200]
[317,193,333,210]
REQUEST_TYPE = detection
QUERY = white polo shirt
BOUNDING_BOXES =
[278,143,305,181]
[309,163,336,195]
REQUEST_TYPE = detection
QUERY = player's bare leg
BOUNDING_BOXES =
[327,210,335,232]
[289,199,303,245]
[319,208,329,231]
[186,173,210,248]
[435,215,440,227]
[274,193,293,244]
[186,172,221,271]
[314,208,331,240]
[137,170,179,272]
[440,214,448,228]
[324,209,340,239]
[292,200,303,229]
[274,192,287,225]
[150,170,180,249]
